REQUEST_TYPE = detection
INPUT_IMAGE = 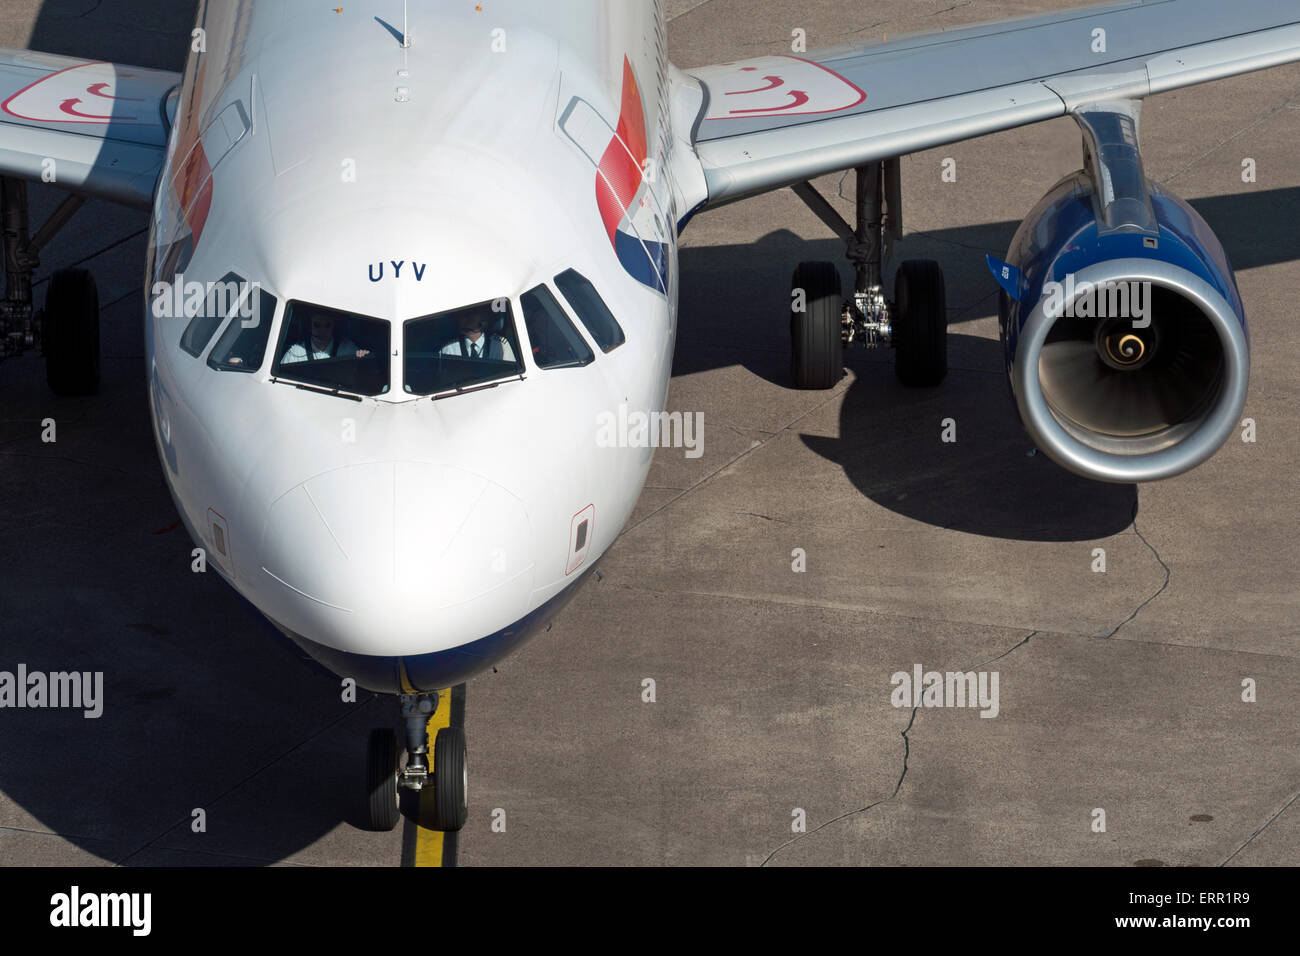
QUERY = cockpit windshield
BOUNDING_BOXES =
[404,299,525,396]
[272,301,390,396]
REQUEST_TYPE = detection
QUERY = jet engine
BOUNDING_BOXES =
[994,102,1249,483]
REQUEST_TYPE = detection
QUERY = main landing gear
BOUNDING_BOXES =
[366,690,468,832]
[789,160,948,390]
[0,177,99,394]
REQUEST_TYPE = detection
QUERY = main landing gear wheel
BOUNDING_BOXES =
[432,725,468,832]
[893,259,948,387]
[43,268,100,396]
[790,260,843,389]
[365,728,401,832]
[787,162,950,392]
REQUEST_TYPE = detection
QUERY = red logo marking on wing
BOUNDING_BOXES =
[59,98,133,121]
[726,75,784,96]
[86,82,143,101]
[727,90,810,114]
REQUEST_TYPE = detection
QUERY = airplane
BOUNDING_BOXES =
[0,0,1297,833]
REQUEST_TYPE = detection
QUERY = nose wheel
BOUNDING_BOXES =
[365,728,401,831]
[364,690,468,833]
[431,725,468,831]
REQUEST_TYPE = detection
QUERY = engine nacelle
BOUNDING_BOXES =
[995,103,1249,483]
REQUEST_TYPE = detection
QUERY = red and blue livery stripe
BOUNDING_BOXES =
[594,57,668,294]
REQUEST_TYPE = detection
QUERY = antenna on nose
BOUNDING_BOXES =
[402,0,411,47]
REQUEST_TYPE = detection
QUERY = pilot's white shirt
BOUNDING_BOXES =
[440,335,516,363]
[280,337,360,364]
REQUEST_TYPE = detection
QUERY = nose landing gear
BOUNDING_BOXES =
[789,160,948,390]
[365,689,468,832]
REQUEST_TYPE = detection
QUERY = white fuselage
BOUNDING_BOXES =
[144,0,707,691]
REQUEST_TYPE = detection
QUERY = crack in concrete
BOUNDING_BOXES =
[1220,786,1300,865]
[892,704,917,798]
[836,169,851,202]
[906,227,1006,256]
[1162,84,1300,187]
[607,582,1300,661]
[759,705,916,866]
[30,228,147,291]
[846,20,893,38]
[946,287,1002,327]
[736,510,787,523]
[759,629,1034,865]
[967,631,1036,670]
[101,288,139,311]
[1099,508,1171,638]
[618,382,848,539]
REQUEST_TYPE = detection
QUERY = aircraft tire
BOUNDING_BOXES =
[432,726,468,832]
[44,268,100,396]
[366,728,401,832]
[893,259,948,387]
[790,260,843,389]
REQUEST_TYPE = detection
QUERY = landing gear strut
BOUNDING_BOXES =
[365,690,468,833]
[789,160,948,389]
[0,177,98,393]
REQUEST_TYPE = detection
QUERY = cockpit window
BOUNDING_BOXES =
[179,271,245,357]
[272,301,390,395]
[554,269,625,353]
[521,284,594,369]
[208,286,279,373]
[403,299,525,395]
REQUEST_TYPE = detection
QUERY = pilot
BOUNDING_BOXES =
[440,311,516,362]
[281,313,371,364]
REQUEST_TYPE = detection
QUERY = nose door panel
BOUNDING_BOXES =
[259,461,534,653]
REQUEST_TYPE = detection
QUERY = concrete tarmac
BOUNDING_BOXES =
[0,0,1296,866]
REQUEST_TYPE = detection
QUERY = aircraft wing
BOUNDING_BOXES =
[0,48,179,210]
[688,0,1300,207]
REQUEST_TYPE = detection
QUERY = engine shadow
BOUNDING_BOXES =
[803,333,1137,542]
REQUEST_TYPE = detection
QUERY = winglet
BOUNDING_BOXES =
[986,255,1023,301]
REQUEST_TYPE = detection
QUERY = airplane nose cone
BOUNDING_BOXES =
[261,462,534,655]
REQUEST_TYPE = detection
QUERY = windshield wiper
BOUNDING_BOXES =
[428,372,526,401]
[270,376,367,402]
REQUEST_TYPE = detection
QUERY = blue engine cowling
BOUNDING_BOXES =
[994,169,1249,483]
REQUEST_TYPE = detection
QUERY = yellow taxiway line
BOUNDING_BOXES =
[401,685,463,867]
